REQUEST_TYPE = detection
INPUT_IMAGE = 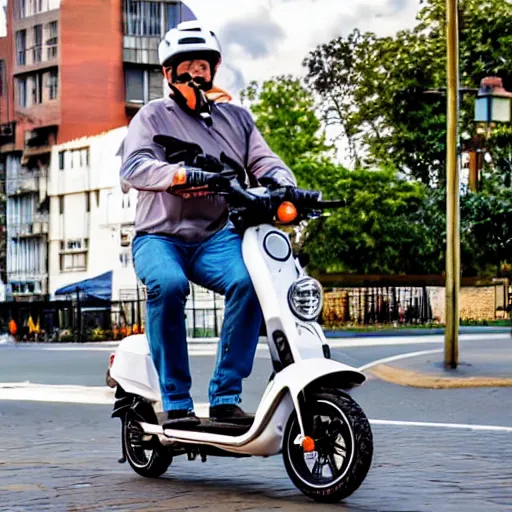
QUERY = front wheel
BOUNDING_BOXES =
[283,390,373,503]
[122,401,172,478]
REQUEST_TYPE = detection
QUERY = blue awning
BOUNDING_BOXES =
[55,271,113,301]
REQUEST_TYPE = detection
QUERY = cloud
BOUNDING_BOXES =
[221,9,285,59]
[183,0,421,95]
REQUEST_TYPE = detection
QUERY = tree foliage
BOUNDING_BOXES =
[303,0,512,186]
[240,76,331,172]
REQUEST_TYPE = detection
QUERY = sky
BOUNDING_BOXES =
[0,0,423,91]
[0,0,423,164]
[186,0,422,94]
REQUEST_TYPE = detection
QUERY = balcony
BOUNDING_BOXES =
[6,169,43,196]
[8,213,49,238]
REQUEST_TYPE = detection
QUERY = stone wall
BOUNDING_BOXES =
[322,282,509,325]
[428,284,508,323]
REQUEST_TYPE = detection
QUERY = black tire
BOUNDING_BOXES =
[283,390,373,503]
[122,401,172,478]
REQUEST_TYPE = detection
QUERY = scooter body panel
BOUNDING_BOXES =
[110,334,160,403]
[132,357,364,456]
[110,222,366,455]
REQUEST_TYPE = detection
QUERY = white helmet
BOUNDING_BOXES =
[158,21,222,72]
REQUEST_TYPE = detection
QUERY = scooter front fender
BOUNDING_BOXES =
[270,358,366,437]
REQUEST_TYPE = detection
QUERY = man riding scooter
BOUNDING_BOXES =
[120,21,296,427]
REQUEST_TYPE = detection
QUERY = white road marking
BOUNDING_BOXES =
[3,333,508,352]
[369,419,512,433]
[0,382,115,404]
[1,382,510,433]
[327,333,510,348]
[357,349,443,372]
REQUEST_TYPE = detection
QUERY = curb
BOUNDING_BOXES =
[367,363,512,389]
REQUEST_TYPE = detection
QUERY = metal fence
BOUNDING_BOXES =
[0,285,435,342]
[0,298,229,342]
[321,286,433,326]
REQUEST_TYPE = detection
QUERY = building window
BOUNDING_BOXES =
[149,70,163,101]
[60,253,87,272]
[125,67,163,104]
[17,78,27,107]
[48,69,58,100]
[16,30,27,66]
[125,68,144,103]
[33,25,42,63]
[46,21,58,60]
[67,239,82,250]
[80,148,89,167]
[85,192,90,213]
[59,238,89,272]
[66,147,89,168]
[166,2,180,30]
[32,73,43,104]
[124,1,162,36]
[28,0,44,16]
[58,195,64,214]
[15,0,27,20]
[58,151,65,170]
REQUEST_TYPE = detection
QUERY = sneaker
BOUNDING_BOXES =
[209,404,254,425]
[162,409,200,429]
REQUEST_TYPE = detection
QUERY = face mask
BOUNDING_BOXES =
[169,74,213,126]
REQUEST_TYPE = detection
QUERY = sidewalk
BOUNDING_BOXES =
[324,325,511,338]
[366,335,512,388]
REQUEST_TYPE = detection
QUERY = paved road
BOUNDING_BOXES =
[1,335,511,511]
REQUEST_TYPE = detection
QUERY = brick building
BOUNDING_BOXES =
[0,0,195,298]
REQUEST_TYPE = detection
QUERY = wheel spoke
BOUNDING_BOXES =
[326,453,338,477]
[312,459,323,479]
[333,442,347,456]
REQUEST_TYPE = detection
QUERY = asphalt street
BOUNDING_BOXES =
[1,335,511,511]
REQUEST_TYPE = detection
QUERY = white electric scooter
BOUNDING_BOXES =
[107,177,373,503]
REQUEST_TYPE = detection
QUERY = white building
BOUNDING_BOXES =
[47,126,139,301]
[46,125,224,336]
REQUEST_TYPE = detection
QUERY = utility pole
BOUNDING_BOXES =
[445,0,460,368]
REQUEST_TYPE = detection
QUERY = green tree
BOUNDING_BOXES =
[302,167,444,274]
[240,76,331,174]
[303,0,512,186]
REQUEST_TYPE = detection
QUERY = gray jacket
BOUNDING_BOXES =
[120,97,296,242]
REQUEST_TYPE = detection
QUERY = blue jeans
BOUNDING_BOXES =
[132,224,263,412]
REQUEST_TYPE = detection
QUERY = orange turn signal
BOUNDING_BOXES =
[172,168,187,186]
[277,201,298,223]
[302,436,316,453]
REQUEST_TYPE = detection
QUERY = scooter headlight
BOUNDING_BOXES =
[287,277,323,321]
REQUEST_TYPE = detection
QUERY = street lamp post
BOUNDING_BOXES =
[445,0,460,369]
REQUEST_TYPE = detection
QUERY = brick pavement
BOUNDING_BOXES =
[1,401,511,511]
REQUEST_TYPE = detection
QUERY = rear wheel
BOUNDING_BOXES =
[122,401,172,478]
[283,390,373,503]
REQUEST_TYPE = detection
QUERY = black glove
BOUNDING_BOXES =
[168,166,234,197]
[193,153,246,187]
[258,174,295,190]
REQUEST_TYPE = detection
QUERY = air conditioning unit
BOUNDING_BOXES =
[0,124,13,137]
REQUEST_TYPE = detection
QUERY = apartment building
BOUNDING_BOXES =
[47,126,142,301]
[0,0,196,299]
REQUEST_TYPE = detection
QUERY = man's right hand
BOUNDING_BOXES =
[168,167,235,197]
